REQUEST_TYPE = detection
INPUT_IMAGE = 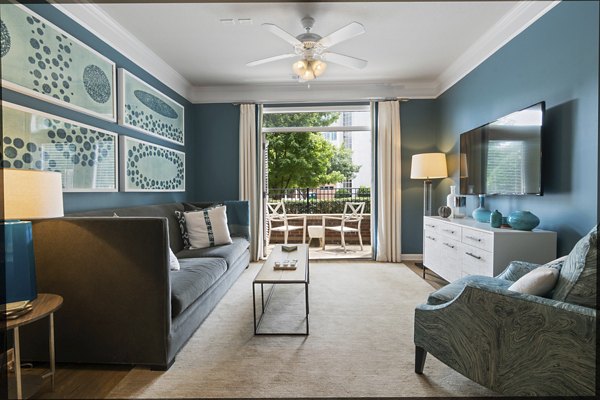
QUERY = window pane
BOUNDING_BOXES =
[263,111,370,129]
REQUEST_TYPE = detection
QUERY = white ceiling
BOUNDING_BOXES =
[56,1,558,103]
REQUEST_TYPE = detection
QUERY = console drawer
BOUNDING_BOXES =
[461,244,493,275]
[462,227,493,252]
[438,221,461,241]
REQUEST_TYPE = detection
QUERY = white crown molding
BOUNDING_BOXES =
[435,1,560,97]
[50,1,193,101]
[49,1,558,104]
[189,81,439,104]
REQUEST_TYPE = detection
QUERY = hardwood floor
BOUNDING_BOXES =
[13,260,446,399]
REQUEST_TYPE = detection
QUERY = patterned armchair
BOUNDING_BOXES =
[414,225,597,396]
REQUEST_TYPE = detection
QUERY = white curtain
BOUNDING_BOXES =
[376,101,402,262]
[239,104,263,261]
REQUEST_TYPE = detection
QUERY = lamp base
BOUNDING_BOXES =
[1,221,38,305]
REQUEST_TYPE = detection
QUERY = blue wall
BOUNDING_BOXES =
[191,104,240,201]
[1,2,193,213]
[436,1,599,255]
[400,100,439,253]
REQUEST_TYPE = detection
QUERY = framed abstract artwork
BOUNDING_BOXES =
[118,69,185,145]
[0,3,117,121]
[120,136,185,192]
[1,101,118,192]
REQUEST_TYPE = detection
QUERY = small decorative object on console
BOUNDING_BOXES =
[507,210,540,231]
[472,194,492,223]
[438,206,452,218]
[452,196,467,218]
[490,210,502,228]
[446,185,457,216]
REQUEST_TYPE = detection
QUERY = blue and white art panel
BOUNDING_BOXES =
[120,136,185,192]
[0,4,116,121]
[118,69,185,145]
[1,102,118,192]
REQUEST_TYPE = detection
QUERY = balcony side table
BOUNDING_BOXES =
[2,293,63,399]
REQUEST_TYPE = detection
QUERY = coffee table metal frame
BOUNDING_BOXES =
[253,244,309,336]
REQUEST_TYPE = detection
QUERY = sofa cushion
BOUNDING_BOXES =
[552,225,598,309]
[170,258,228,318]
[176,237,250,268]
[427,275,513,305]
[185,206,232,249]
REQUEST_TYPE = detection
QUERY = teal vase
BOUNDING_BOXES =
[507,210,540,231]
[472,194,492,223]
[490,210,502,228]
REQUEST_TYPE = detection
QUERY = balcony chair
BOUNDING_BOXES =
[323,201,365,252]
[414,225,597,396]
[266,201,306,246]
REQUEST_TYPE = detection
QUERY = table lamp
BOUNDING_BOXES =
[410,153,448,216]
[2,169,63,316]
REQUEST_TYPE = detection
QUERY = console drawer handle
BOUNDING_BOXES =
[443,229,455,234]
[443,242,455,249]
[425,224,435,228]
[466,235,482,242]
[426,236,436,241]
[466,252,482,260]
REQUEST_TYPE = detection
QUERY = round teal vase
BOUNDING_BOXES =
[507,210,540,231]
[472,195,492,223]
[490,210,502,228]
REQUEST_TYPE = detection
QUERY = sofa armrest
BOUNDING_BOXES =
[223,200,250,239]
[26,217,172,367]
[414,282,596,395]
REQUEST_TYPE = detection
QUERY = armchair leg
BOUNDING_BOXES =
[415,346,427,374]
[341,231,346,253]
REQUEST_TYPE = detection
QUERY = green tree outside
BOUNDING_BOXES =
[263,112,361,191]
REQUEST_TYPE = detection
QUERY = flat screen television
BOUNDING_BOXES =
[459,101,544,195]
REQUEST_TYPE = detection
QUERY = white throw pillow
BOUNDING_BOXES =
[508,266,559,296]
[184,206,232,249]
[169,248,180,271]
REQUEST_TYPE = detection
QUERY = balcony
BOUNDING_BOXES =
[266,187,372,259]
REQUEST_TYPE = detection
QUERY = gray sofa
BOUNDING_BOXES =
[21,201,250,370]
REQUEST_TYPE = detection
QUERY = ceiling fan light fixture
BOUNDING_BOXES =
[292,59,308,76]
[301,67,315,81]
[311,60,327,77]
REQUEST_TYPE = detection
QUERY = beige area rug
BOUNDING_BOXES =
[108,262,496,398]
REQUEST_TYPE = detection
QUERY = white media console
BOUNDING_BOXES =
[423,216,557,283]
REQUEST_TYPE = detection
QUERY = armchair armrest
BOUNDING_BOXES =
[495,260,540,281]
[414,282,596,395]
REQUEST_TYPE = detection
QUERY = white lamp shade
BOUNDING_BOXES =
[410,153,448,179]
[2,169,64,219]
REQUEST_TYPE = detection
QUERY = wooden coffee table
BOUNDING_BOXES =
[253,244,309,335]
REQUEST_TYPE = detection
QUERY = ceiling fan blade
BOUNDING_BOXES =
[318,22,365,48]
[246,53,297,67]
[262,23,302,46]
[322,52,368,69]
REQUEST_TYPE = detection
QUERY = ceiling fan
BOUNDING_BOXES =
[247,16,368,81]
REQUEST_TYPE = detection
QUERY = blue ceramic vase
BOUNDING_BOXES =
[472,194,492,223]
[490,210,502,228]
[507,210,540,231]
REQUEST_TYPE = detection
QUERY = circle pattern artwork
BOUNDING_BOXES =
[134,90,178,119]
[83,64,111,103]
[0,20,10,57]
[2,6,114,117]
[0,109,116,190]
[124,103,183,143]
[126,141,184,190]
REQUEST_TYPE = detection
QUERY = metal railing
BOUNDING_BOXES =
[267,187,371,214]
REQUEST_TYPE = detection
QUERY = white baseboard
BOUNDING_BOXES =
[401,254,423,262]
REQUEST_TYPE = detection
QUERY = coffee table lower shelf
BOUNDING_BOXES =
[252,281,309,336]
[252,244,310,336]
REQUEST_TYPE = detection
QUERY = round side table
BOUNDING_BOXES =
[2,293,63,399]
